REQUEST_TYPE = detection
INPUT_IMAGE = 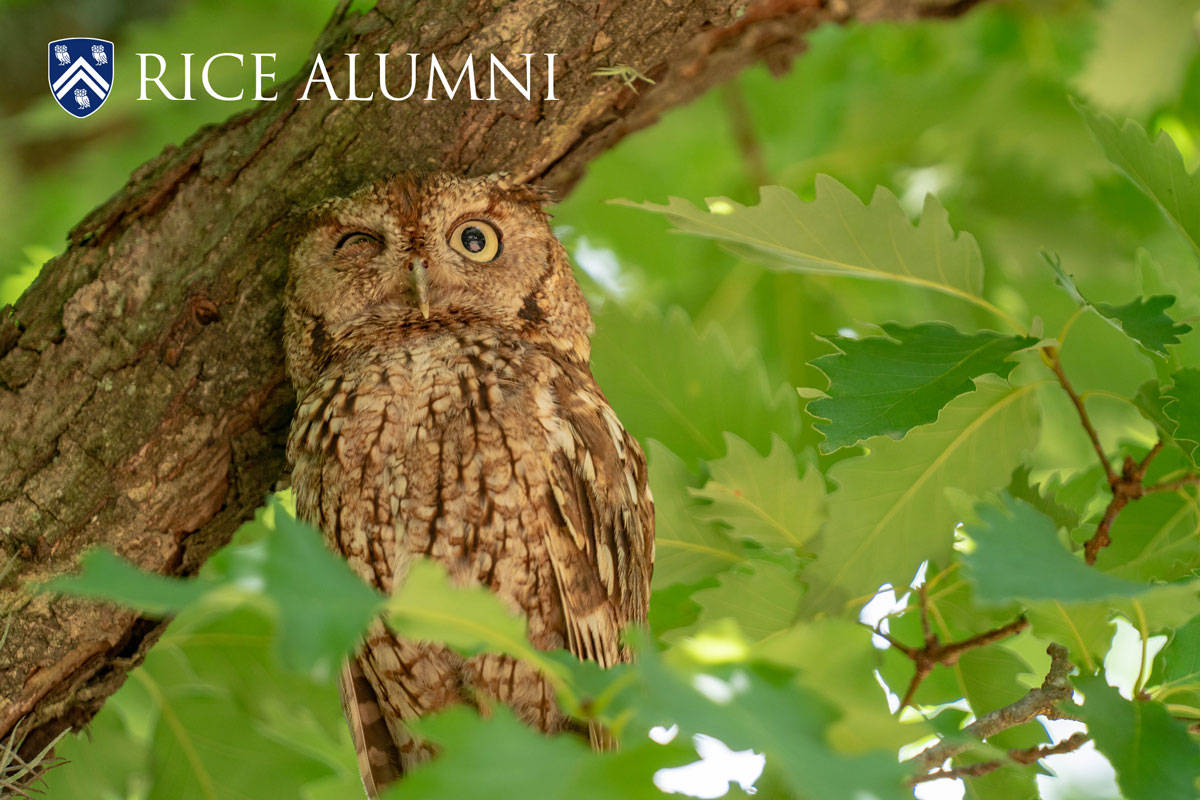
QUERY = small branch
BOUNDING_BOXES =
[1138,440,1166,472]
[1045,346,1200,563]
[721,83,770,187]
[1044,346,1115,485]
[911,643,1075,772]
[1143,474,1200,495]
[909,732,1090,785]
[879,586,1028,709]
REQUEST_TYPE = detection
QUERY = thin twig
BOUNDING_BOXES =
[1044,345,1200,563]
[910,643,1075,772]
[909,732,1090,785]
[1044,346,1114,485]
[877,587,1028,709]
[1143,474,1200,494]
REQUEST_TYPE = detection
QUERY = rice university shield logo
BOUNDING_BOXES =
[48,38,114,118]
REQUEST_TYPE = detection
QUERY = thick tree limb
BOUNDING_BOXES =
[0,0,985,762]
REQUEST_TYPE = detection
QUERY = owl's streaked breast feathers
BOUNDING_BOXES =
[283,173,653,796]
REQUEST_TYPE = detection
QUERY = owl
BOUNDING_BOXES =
[283,173,654,796]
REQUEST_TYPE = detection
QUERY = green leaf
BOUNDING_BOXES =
[691,433,825,553]
[397,706,687,800]
[591,304,802,467]
[1006,465,1080,533]
[1163,368,1200,461]
[755,617,923,753]
[386,559,566,687]
[44,548,210,615]
[964,494,1161,604]
[1075,676,1200,800]
[616,176,1019,329]
[965,494,1200,670]
[621,642,909,800]
[263,503,384,674]
[1078,103,1200,259]
[689,558,805,642]
[141,679,334,800]
[810,323,1035,450]
[37,709,147,800]
[803,377,1039,615]
[1098,488,1200,583]
[646,441,746,589]
[1157,613,1200,693]
[1050,255,1190,356]
[1074,0,1200,117]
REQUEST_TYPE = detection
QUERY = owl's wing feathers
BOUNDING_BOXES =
[540,369,654,669]
[340,659,404,797]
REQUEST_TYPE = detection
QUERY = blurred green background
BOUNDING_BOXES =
[4,0,1200,797]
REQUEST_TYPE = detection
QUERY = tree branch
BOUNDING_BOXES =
[0,0,988,767]
[909,643,1076,773]
[909,732,1090,785]
[877,584,1028,709]
[1044,344,1200,563]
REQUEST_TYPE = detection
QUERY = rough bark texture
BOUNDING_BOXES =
[0,0,983,761]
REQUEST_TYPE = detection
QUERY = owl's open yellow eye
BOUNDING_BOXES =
[335,232,382,252]
[448,220,501,262]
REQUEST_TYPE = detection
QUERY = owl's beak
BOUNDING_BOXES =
[410,257,430,319]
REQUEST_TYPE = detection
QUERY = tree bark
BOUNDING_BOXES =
[0,0,984,761]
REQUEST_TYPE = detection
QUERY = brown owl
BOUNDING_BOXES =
[283,173,654,797]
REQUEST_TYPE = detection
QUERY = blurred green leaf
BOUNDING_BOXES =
[387,558,567,688]
[260,500,384,674]
[1076,676,1200,800]
[397,705,687,800]
[1078,103,1200,259]
[1075,0,1199,117]
[689,558,805,642]
[44,548,210,615]
[140,679,334,800]
[811,323,1035,450]
[755,617,922,752]
[964,494,1169,604]
[591,305,802,467]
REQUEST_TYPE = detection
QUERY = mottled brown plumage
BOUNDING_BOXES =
[283,174,654,796]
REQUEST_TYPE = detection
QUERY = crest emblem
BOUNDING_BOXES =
[47,38,114,118]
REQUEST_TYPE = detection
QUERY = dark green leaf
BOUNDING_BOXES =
[810,322,1035,450]
[1006,465,1080,533]
[1050,255,1189,356]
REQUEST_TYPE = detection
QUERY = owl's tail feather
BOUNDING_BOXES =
[340,659,404,799]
